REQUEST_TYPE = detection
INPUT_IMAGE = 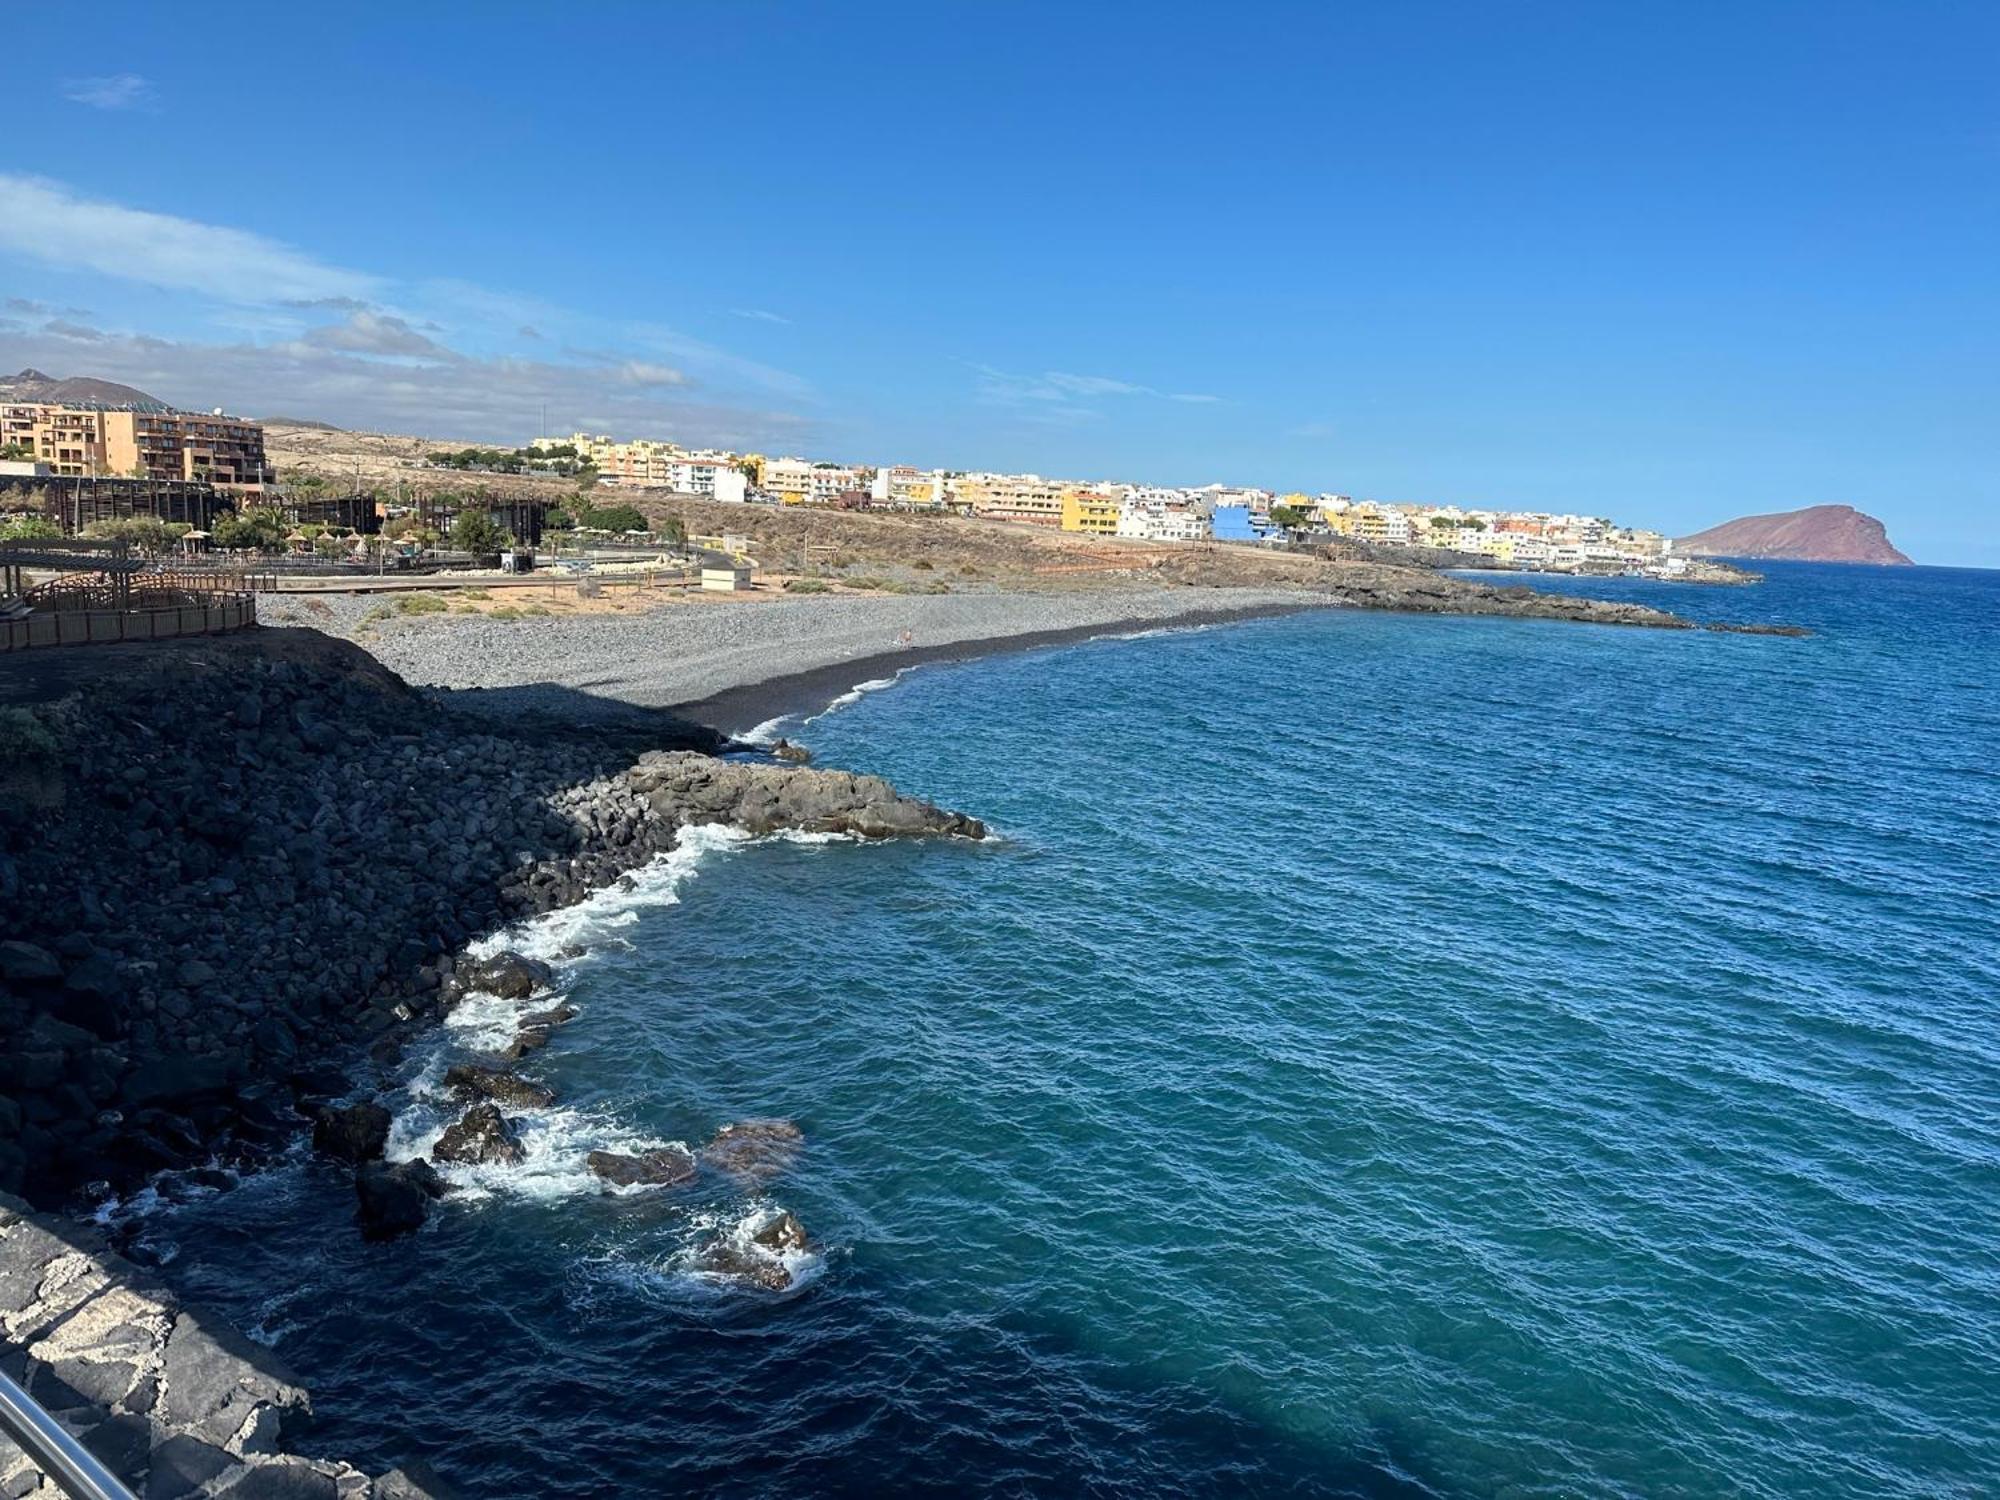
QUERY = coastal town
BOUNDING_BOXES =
[0,379,1696,578]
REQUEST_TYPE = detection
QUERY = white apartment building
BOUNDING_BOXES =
[1116,500,1210,542]
[871,466,947,509]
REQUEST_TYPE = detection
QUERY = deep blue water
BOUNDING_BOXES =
[123,563,2000,1497]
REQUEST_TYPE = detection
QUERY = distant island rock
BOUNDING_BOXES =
[0,366,169,409]
[1677,504,1911,565]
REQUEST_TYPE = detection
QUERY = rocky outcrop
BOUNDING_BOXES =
[504,1004,578,1061]
[627,753,986,840]
[449,952,552,1003]
[585,1147,696,1188]
[699,1119,804,1184]
[0,1192,450,1496]
[431,1105,523,1167]
[353,1160,446,1241]
[696,1209,815,1292]
[442,1065,554,1112]
[310,1103,390,1165]
[0,630,981,1211]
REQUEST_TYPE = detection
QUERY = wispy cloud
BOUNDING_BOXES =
[0,322,807,448]
[971,363,1222,409]
[302,310,455,360]
[1287,420,1337,440]
[61,74,157,111]
[0,174,378,305]
[729,307,792,325]
[0,173,818,443]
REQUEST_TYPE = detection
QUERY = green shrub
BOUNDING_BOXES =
[488,606,523,622]
[784,578,831,594]
[0,707,61,765]
[458,587,491,600]
[395,593,449,615]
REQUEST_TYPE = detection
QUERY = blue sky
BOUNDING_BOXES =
[2,1,1993,562]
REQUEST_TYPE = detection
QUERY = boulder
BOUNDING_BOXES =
[431,1104,524,1167]
[699,1119,804,1183]
[750,1209,810,1252]
[354,1159,445,1240]
[585,1146,696,1188]
[769,739,812,764]
[698,1246,795,1292]
[457,951,552,1001]
[120,1055,234,1109]
[443,1065,554,1111]
[311,1103,391,1164]
[0,940,60,985]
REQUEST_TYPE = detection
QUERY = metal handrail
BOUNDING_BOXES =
[0,1369,138,1500]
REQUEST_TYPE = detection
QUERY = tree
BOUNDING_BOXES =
[658,514,686,545]
[544,507,576,532]
[577,503,646,534]
[0,442,34,462]
[81,517,192,554]
[1269,504,1313,532]
[211,506,289,551]
[448,510,513,554]
[0,515,60,541]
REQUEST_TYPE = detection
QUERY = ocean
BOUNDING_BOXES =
[116,562,2000,1497]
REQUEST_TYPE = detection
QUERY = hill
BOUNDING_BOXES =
[1677,505,1911,565]
[0,367,170,409]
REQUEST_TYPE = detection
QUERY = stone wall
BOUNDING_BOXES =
[0,1192,448,1498]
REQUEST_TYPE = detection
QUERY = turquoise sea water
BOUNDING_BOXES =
[127,563,1999,1496]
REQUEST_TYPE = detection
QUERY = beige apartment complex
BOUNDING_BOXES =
[0,403,272,492]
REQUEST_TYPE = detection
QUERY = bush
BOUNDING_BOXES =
[212,506,288,551]
[81,516,192,554]
[361,593,448,628]
[487,606,523,622]
[576,503,646,535]
[448,511,513,554]
[0,707,61,765]
[0,515,62,541]
[784,578,831,594]
[458,587,491,600]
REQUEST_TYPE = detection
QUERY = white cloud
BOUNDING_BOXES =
[0,325,807,450]
[612,360,690,388]
[0,174,378,306]
[729,307,792,325]
[972,363,1221,408]
[0,175,815,440]
[303,311,454,360]
[61,74,157,111]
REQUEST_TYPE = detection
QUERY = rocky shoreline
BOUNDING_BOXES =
[0,626,985,1491]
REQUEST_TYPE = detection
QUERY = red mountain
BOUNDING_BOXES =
[1677,505,1911,565]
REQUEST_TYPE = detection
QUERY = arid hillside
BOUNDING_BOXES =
[1678,504,1912,565]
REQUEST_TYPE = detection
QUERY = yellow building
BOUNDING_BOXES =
[1060,488,1120,535]
[0,403,271,492]
[958,472,1066,526]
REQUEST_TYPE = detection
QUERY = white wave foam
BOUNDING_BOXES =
[466,823,751,966]
[388,1057,691,1204]
[585,1201,828,1302]
[739,714,795,745]
[803,667,917,724]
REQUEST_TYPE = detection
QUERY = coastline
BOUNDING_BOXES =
[668,598,1329,736]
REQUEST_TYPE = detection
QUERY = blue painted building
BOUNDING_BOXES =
[1210,503,1262,541]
